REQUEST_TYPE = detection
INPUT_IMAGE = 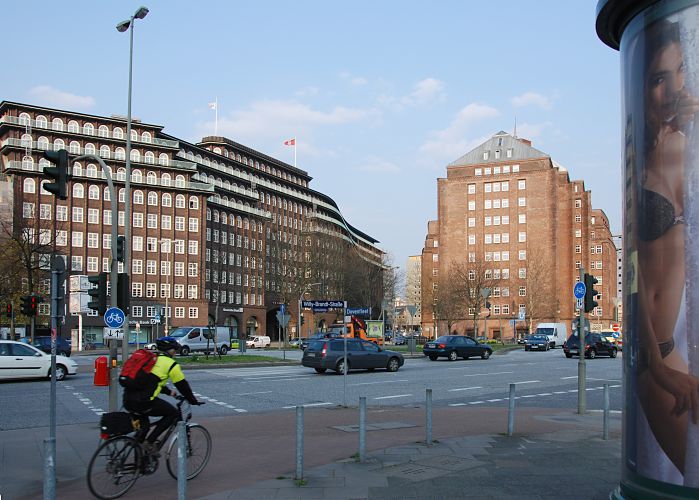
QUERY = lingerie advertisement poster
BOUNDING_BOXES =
[605,0,699,496]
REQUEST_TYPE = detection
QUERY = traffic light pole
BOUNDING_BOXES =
[75,154,120,411]
[578,266,586,414]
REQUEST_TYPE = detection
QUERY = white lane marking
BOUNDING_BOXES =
[247,377,313,383]
[353,379,409,386]
[282,402,333,409]
[487,399,503,402]
[561,376,577,380]
[513,380,540,385]
[589,409,622,414]
[449,403,467,407]
[568,389,578,393]
[373,394,413,400]
[537,393,553,396]
[447,370,514,376]
[469,401,485,405]
[522,394,537,398]
[237,391,273,396]
[589,378,622,382]
[194,392,247,412]
[553,391,567,394]
[215,401,227,406]
[448,386,482,392]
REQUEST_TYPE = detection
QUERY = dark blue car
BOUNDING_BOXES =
[422,335,492,361]
[32,336,72,357]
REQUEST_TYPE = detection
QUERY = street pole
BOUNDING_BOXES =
[578,266,586,414]
[343,300,348,407]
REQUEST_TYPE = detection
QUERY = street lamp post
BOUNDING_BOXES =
[298,283,321,340]
[116,5,149,359]
[481,287,491,339]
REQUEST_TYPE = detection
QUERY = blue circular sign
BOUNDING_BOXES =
[573,282,586,299]
[104,307,125,328]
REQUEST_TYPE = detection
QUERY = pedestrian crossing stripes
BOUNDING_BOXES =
[447,385,622,407]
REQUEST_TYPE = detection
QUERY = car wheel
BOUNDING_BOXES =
[58,350,69,357]
[335,359,348,374]
[314,368,327,374]
[180,346,190,356]
[525,346,530,351]
[565,353,573,358]
[219,345,228,355]
[588,349,596,359]
[610,348,617,358]
[386,357,400,372]
[428,355,438,361]
[53,364,67,381]
[447,350,458,361]
[481,350,491,360]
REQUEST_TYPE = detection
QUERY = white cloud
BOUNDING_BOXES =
[355,156,400,173]
[419,102,500,163]
[379,77,446,111]
[197,99,378,158]
[28,86,95,110]
[339,71,368,86]
[514,121,552,140]
[511,91,553,109]
[295,86,320,97]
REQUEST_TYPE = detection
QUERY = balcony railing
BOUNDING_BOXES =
[207,195,271,219]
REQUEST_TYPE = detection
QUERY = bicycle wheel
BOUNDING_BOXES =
[165,424,212,480]
[87,436,142,499]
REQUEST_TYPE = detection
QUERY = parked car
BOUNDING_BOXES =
[246,335,271,349]
[289,337,306,347]
[524,334,550,351]
[517,336,529,345]
[422,335,492,361]
[0,340,78,381]
[32,336,72,357]
[534,322,568,348]
[563,333,618,359]
[302,338,404,374]
[393,334,406,345]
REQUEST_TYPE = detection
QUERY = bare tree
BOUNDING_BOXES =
[452,259,496,336]
[523,245,556,332]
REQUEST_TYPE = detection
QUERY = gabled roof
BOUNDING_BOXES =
[447,131,549,167]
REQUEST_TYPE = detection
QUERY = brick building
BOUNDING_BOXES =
[421,131,617,339]
[0,101,383,344]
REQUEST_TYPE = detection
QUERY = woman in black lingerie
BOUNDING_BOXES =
[636,19,699,476]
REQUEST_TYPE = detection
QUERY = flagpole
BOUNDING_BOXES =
[294,136,297,168]
[215,97,218,136]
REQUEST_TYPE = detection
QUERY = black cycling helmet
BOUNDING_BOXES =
[156,336,180,353]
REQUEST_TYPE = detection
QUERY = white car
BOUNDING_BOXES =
[0,340,78,381]
[245,336,271,349]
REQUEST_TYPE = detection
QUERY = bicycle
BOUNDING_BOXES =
[87,397,211,499]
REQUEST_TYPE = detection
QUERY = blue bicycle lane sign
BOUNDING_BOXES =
[573,282,586,300]
[104,307,126,329]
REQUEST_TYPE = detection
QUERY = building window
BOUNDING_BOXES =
[468,183,476,194]
[518,250,526,260]
[518,232,526,243]
[468,201,475,210]
[518,179,526,190]
[575,244,581,253]
[468,234,476,245]
[468,217,476,227]
[188,307,198,319]
[575,199,582,208]
[175,307,185,318]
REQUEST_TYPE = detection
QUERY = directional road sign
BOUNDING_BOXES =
[103,328,124,340]
[573,282,586,300]
[104,307,126,329]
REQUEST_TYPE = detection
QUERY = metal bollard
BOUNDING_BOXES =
[507,383,516,436]
[295,406,304,480]
[426,388,433,445]
[603,383,610,440]
[43,437,55,500]
[359,397,366,462]
[177,421,187,499]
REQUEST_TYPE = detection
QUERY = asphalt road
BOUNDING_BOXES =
[0,347,622,431]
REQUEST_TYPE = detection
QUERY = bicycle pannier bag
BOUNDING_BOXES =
[100,411,137,438]
[118,349,157,390]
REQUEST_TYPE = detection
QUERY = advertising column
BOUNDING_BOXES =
[597,0,699,497]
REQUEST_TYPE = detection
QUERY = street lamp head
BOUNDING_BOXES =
[134,6,149,19]
[116,20,131,32]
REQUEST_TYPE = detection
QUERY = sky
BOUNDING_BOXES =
[3,1,621,278]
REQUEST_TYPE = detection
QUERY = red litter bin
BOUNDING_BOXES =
[94,356,109,386]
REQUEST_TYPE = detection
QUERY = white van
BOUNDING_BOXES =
[534,323,568,349]
[169,326,233,356]
[246,336,271,349]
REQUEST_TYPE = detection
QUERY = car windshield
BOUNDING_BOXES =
[434,336,453,343]
[536,328,554,336]
[169,328,191,338]
[530,335,547,341]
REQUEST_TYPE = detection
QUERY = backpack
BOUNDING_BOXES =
[118,349,157,390]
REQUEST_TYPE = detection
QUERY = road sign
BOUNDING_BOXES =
[573,282,586,299]
[518,309,526,321]
[155,314,161,323]
[280,304,286,315]
[576,298,584,310]
[69,292,91,314]
[103,328,124,340]
[612,323,620,332]
[346,307,370,316]
[104,307,125,329]
[69,275,90,292]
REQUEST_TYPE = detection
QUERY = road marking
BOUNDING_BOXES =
[537,393,552,396]
[194,392,247,413]
[521,394,537,398]
[237,391,273,396]
[282,402,333,409]
[447,370,514,376]
[373,394,413,400]
[247,376,314,383]
[589,409,622,414]
[448,386,483,392]
[353,379,409,386]
[513,380,540,385]
[448,403,467,407]
[588,378,622,382]
[469,401,485,405]
[553,391,567,394]
[568,389,578,393]
[487,399,503,402]
[561,376,577,380]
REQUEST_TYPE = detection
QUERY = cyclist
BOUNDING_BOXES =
[123,336,200,455]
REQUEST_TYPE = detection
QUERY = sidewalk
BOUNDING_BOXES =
[1,405,621,500]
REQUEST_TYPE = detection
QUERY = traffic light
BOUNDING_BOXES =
[6,303,12,318]
[52,255,66,322]
[117,273,130,314]
[87,273,108,315]
[584,273,599,313]
[20,295,40,317]
[116,236,125,262]
[42,149,71,200]
[300,316,305,326]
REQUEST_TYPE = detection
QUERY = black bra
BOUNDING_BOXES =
[639,189,685,241]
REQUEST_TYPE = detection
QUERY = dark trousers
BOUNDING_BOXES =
[124,395,177,444]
